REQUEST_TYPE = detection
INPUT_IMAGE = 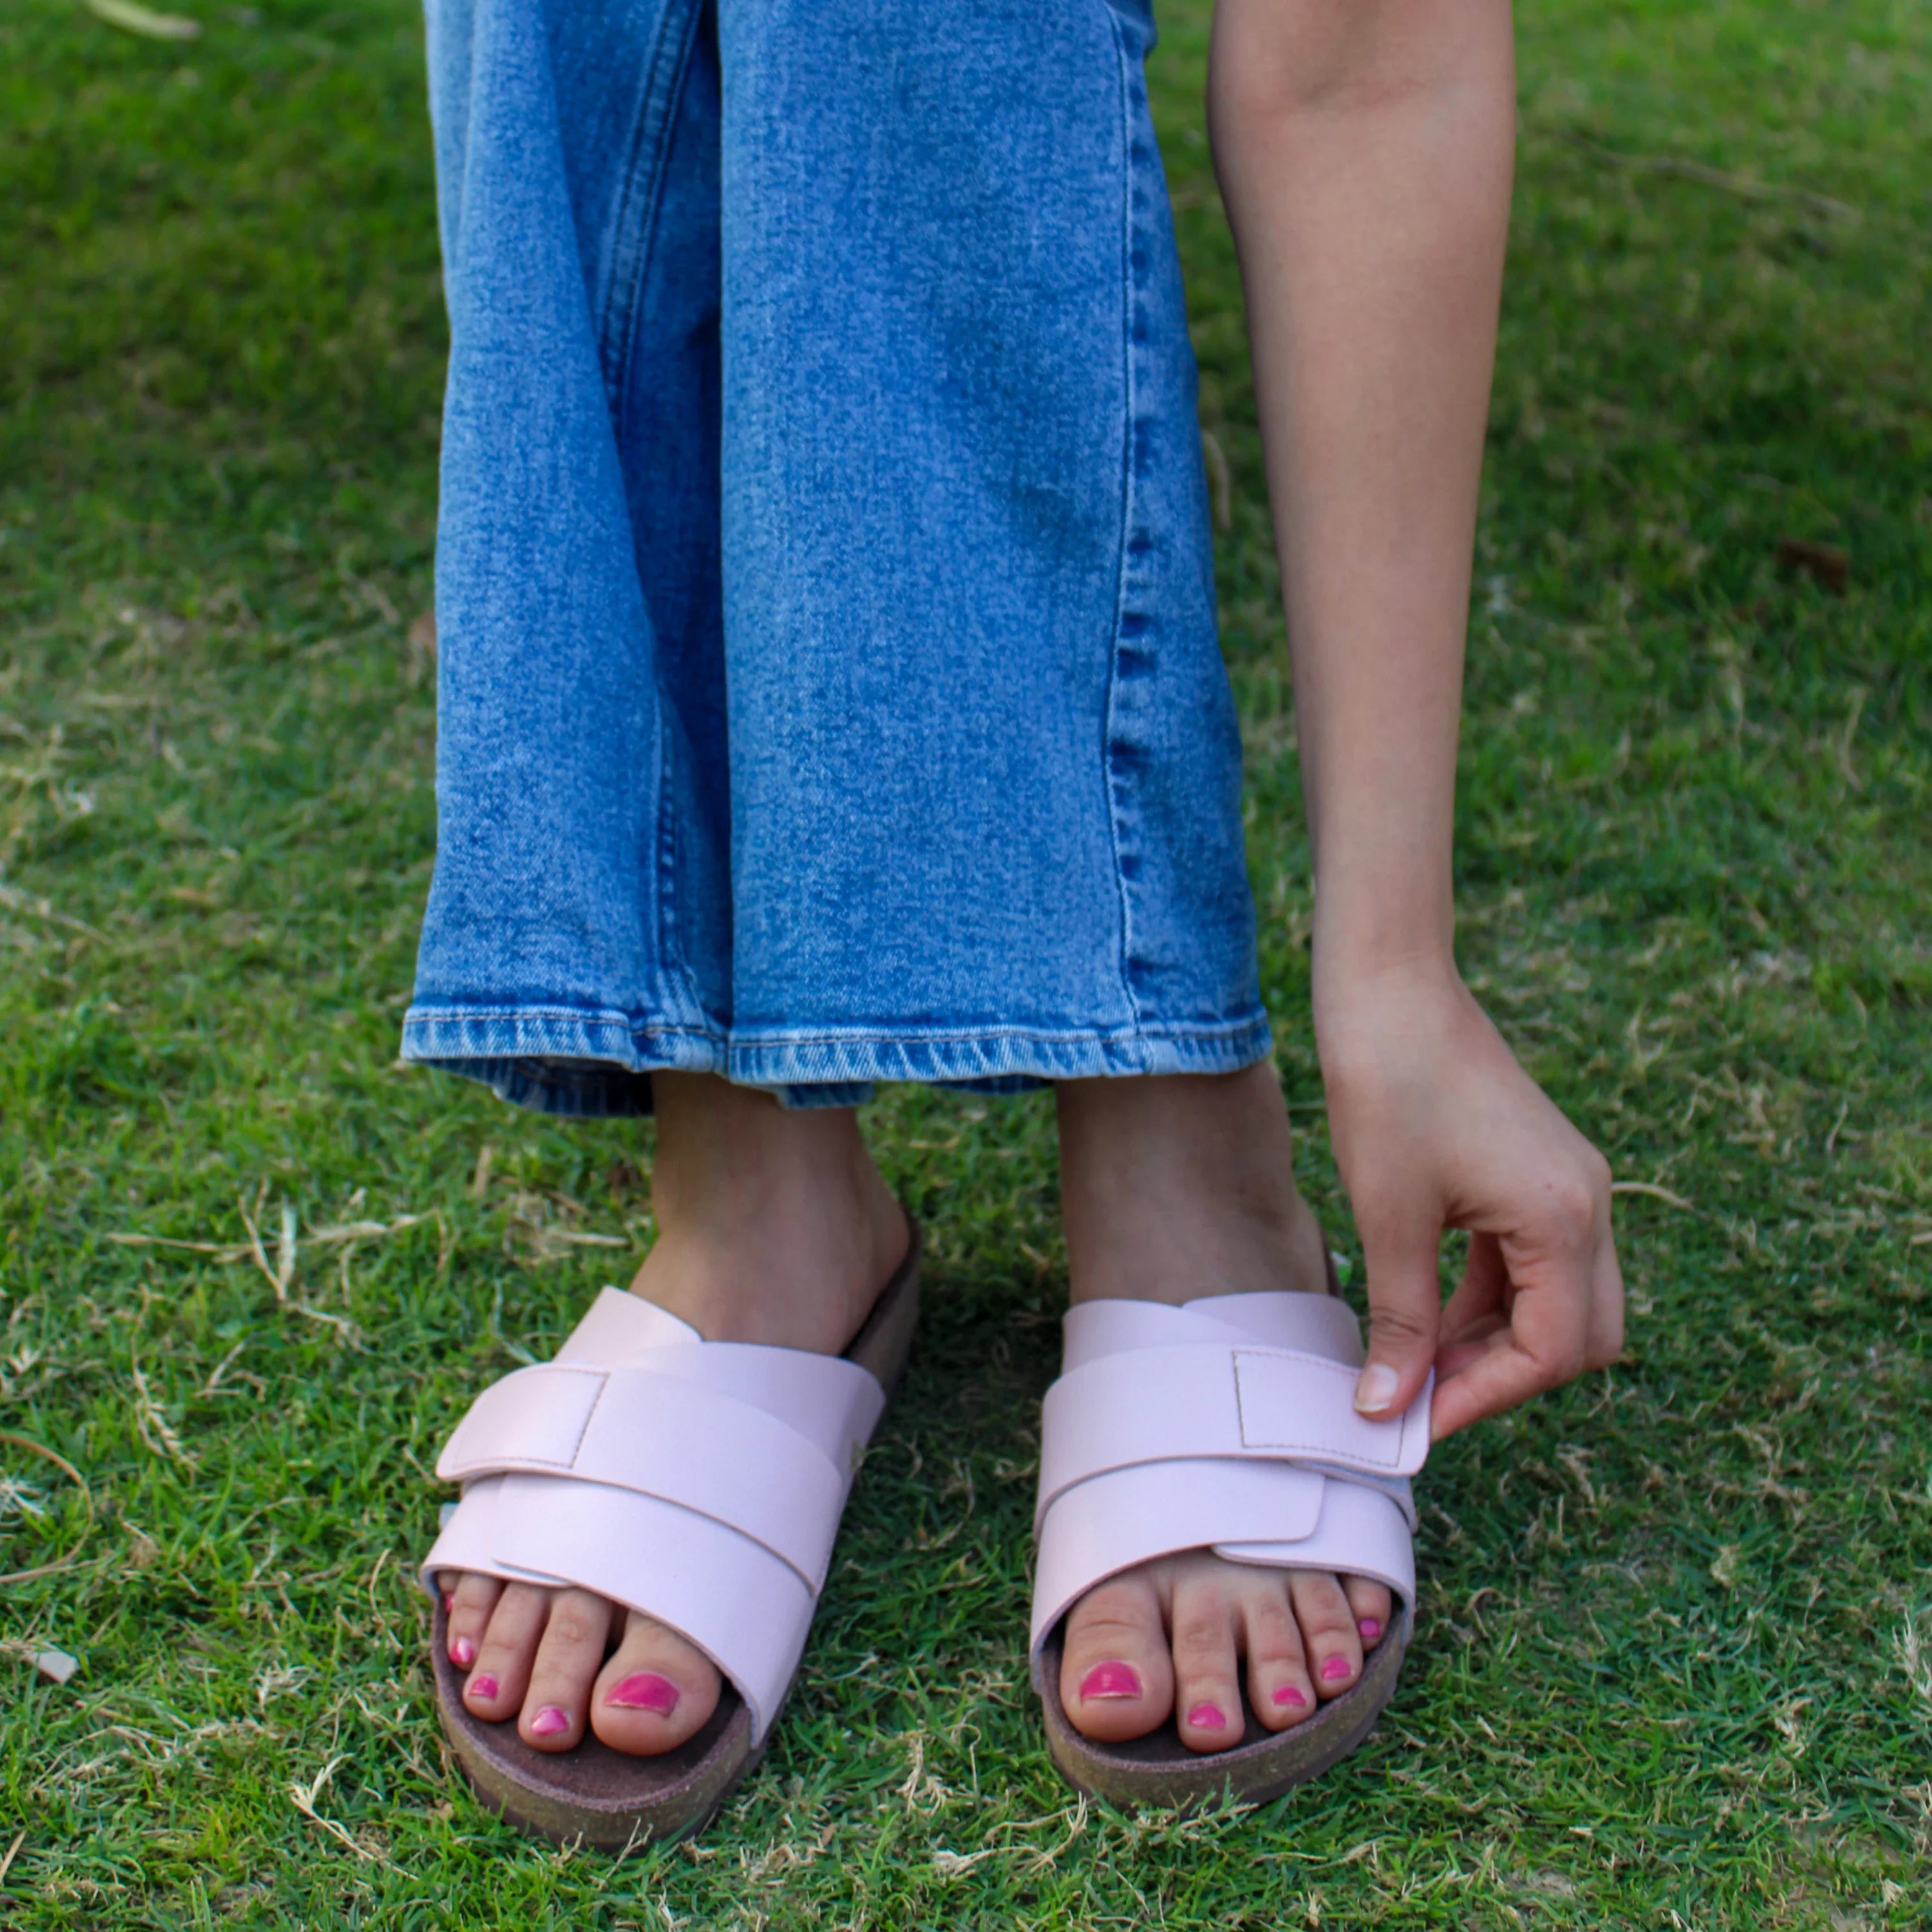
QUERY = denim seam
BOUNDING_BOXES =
[1099,6,1147,1039]
[723,1018,1267,1050]
[594,0,704,421]
[401,1005,1265,1050]
[653,714,710,1028]
[590,0,712,1032]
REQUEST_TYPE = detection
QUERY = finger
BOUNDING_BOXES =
[1351,1210,1443,1418]
[1429,1226,1596,1439]
[1440,1230,1508,1347]
[1584,1224,1625,1370]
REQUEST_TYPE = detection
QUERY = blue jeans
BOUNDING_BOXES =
[402,0,1271,1112]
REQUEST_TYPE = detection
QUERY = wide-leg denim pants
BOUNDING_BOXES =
[402,0,1271,1112]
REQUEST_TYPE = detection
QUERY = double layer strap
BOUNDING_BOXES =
[1036,1342,1432,1532]
[437,1361,851,1591]
[1028,1291,1433,1685]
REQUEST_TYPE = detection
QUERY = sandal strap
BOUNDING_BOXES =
[437,1360,868,1590]
[421,1285,895,1743]
[1028,1290,1431,1687]
[1036,1342,1430,1534]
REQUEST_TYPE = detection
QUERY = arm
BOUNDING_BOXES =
[1208,0,1622,1435]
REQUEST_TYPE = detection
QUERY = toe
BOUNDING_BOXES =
[1238,1575,1316,1728]
[462,1580,550,1722]
[1342,1575,1394,1653]
[519,1587,620,1752]
[1058,1572,1174,1745]
[1289,1571,1364,1699]
[590,1609,722,1756]
[1168,1565,1243,1754]
[440,1570,502,1674]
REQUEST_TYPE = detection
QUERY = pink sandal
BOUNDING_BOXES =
[1030,1258,1432,1808]
[421,1222,920,1848]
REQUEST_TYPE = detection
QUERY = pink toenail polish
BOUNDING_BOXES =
[468,1674,499,1701]
[529,1705,570,1738]
[1272,1684,1308,1708]
[1077,1662,1141,1701]
[1358,1618,1382,1642]
[442,1592,455,1615]
[1321,1656,1352,1681]
[1186,1702,1229,1731]
[450,1636,476,1667]
[605,1672,679,1715]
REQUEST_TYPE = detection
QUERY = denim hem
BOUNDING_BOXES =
[399,1005,1274,1117]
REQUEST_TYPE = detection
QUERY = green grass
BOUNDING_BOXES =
[2,0,1927,1923]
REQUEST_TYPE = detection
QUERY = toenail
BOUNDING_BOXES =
[1186,1702,1229,1731]
[529,1705,570,1738]
[1077,1662,1142,1701]
[1321,1656,1352,1681]
[450,1636,476,1667]
[468,1674,499,1701]
[1358,1618,1382,1642]
[605,1672,679,1715]
[442,1592,454,1615]
[1273,1683,1308,1708]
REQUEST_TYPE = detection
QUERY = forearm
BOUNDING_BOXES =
[1208,0,1515,997]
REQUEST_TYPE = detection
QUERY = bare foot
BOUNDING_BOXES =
[1052,1063,1393,1750]
[437,1072,907,1756]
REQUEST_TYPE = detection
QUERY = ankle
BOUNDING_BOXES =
[631,1074,904,1350]
[1057,1064,1328,1305]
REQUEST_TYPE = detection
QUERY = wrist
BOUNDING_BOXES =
[1309,936,1469,1069]
[1308,898,1457,1002]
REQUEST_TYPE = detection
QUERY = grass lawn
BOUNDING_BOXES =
[3,0,1928,1924]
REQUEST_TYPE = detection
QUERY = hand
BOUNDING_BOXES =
[1314,958,1624,1439]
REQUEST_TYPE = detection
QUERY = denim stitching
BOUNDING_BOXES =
[1097,5,1146,1041]
[594,0,705,419]
[402,1007,1269,1053]
[587,0,715,1033]
[654,712,710,1028]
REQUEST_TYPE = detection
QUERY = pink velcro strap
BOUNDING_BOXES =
[1036,1343,1430,1530]
[435,1363,849,1589]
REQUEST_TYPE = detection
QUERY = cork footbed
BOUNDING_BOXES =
[1034,1247,1415,1810]
[430,1218,921,1851]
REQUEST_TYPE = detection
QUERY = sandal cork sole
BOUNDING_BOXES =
[1037,1598,1411,1812]
[430,1214,922,1850]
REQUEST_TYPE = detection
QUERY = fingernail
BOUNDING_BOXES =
[1077,1662,1142,1701]
[468,1674,499,1701]
[605,1672,679,1715]
[1353,1363,1399,1414]
[1358,1618,1382,1642]
[450,1636,476,1667]
[1321,1656,1353,1681]
[529,1705,570,1738]
[1273,1683,1308,1708]
[1186,1701,1229,1731]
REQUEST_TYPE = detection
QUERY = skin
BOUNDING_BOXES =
[436,0,1623,1759]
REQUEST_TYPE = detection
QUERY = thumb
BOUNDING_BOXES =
[1352,1217,1443,1418]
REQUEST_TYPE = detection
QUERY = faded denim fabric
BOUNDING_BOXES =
[402,0,1271,1112]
